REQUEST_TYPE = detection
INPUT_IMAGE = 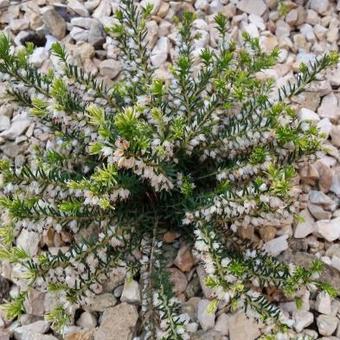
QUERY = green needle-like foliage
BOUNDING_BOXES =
[0,0,338,337]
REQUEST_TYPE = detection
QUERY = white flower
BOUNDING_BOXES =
[195,240,208,252]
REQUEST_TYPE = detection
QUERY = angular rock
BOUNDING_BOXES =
[316,292,332,315]
[26,335,58,340]
[102,267,127,292]
[286,9,298,26]
[70,27,88,42]
[84,293,117,312]
[294,209,315,238]
[71,17,97,29]
[258,225,277,242]
[65,329,94,340]
[42,8,66,39]
[1,114,31,140]
[23,288,45,316]
[191,330,224,340]
[0,330,9,340]
[121,279,141,305]
[317,315,338,336]
[309,190,335,210]
[263,235,288,256]
[168,267,187,295]
[328,65,340,87]
[16,229,40,257]
[151,37,170,67]
[315,160,333,192]
[228,312,260,340]
[197,299,215,331]
[0,103,13,118]
[294,311,314,332]
[195,0,209,11]
[298,108,320,122]
[330,170,340,197]
[29,47,49,68]
[182,297,200,322]
[174,244,195,272]
[237,0,266,16]
[214,313,229,335]
[68,0,89,16]
[330,125,340,147]
[196,265,214,299]
[308,202,332,220]
[14,320,50,340]
[0,115,10,132]
[318,93,340,122]
[310,0,329,15]
[93,0,112,18]
[300,163,319,183]
[315,218,340,242]
[94,303,138,340]
[76,312,97,329]
[88,21,105,48]
[99,60,121,79]
[308,80,331,96]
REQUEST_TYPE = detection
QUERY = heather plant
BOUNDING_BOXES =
[0,0,338,338]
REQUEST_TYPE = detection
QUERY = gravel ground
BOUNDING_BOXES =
[0,0,340,339]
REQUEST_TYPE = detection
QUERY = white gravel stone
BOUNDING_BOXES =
[295,209,315,238]
[228,312,260,340]
[330,171,340,196]
[214,313,229,335]
[300,24,316,42]
[0,115,10,132]
[1,114,31,140]
[92,0,111,18]
[29,47,49,68]
[294,311,314,332]
[241,22,259,38]
[330,125,340,147]
[318,118,333,139]
[263,235,288,256]
[328,65,340,87]
[195,0,209,11]
[309,190,335,209]
[298,108,320,122]
[317,315,338,336]
[121,279,141,304]
[318,93,340,121]
[315,217,340,242]
[237,0,266,16]
[94,303,138,340]
[84,293,117,312]
[68,0,89,16]
[0,0,9,9]
[99,59,122,79]
[151,37,170,67]
[249,14,265,30]
[42,8,66,40]
[76,311,97,329]
[14,321,50,340]
[197,299,215,331]
[16,229,40,257]
[71,17,97,29]
[316,292,332,315]
[310,0,329,15]
[70,27,88,42]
